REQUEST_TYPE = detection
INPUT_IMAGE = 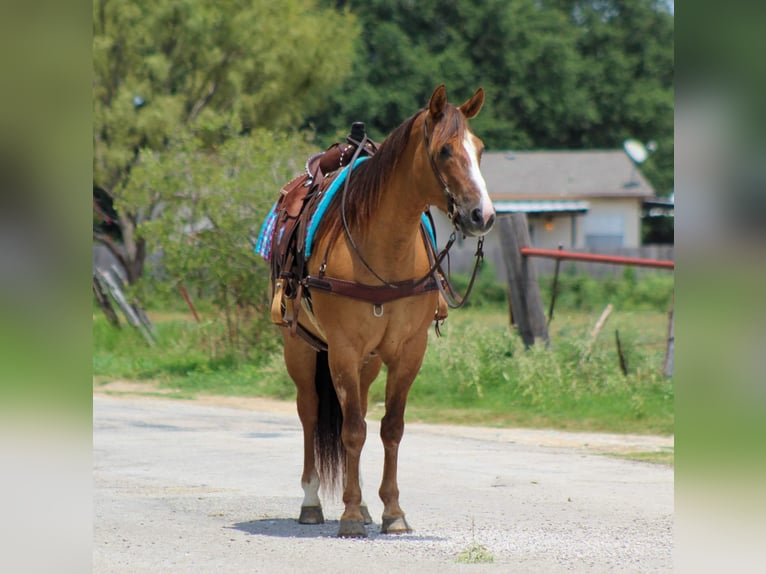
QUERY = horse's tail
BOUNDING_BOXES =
[314,349,345,494]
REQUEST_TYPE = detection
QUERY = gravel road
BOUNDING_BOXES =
[93,394,673,573]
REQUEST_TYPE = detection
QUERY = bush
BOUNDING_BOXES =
[539,268,674,313]
[446,260,507,308]
[121,130,317,361]
[447,263,673,314]
[405,308,674,434]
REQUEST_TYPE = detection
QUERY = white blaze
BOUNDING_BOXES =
[462,133,494,223]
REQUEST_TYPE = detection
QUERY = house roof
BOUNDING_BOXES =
[494,200,590,214]
[481,150,655,201]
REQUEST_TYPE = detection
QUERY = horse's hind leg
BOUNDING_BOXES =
[282,331,324,524]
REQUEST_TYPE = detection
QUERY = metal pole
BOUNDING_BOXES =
[520,247,674,269]
[546,244,563,329]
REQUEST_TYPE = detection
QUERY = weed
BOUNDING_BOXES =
[455,518,494,564]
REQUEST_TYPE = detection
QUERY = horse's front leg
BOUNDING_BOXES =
[358,354,382,525]
[329,351,369,538]
[379,335,427,534]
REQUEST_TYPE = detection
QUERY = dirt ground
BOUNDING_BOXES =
[93,383,673,573]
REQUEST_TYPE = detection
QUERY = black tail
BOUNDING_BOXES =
[314,350,345,494]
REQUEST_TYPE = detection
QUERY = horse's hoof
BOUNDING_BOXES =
[298,506,325,524]
[360,505,373,525]
[381,515,412,534]
[337,520,367,538]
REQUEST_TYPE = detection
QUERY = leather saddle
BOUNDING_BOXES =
[267,125,379,343]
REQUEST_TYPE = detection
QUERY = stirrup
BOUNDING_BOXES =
[271,280,286,325]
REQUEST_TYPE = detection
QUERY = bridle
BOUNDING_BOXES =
[337,109,485,308]
[422,114,457,224]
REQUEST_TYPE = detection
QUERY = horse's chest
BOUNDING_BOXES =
[373,299,434,350]
[309,287,437,360]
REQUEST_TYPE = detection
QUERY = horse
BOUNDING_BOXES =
[269,84,495,538]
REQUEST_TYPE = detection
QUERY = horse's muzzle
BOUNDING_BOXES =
[455,205,496,237]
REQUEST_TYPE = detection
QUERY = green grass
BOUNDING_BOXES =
[455,518,495,564]
[608,448,675,466]
[374,309,673,435]
[455,542,495,564]
[93,304,673,436]
[93,314,293,399]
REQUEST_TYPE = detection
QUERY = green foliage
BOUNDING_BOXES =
[93,314,295,398]
[455,518,494,563]
[311,0,673,194]
[94,0,357,191]
[94,307,673,434]
[456,543,494,564]
[410,309,673,434]
[121,130,315,359]
[447,263,673,313]
[93,0,359,292]
[446,260,507,308]
[539,268,674,312]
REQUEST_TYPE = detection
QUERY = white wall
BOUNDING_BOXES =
[583,198,643,248]
[528,215,579,249]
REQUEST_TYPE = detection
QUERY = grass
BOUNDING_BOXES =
[93,314,292,399]
[455,542,495,564]
[93,303,673,437]
[455,518,495,564]
[388,308,673,435]
[608,448,675,466]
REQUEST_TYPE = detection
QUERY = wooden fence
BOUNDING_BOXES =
[496,213,674,376]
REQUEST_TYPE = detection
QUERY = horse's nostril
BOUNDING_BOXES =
[486,213,496,229]
[470,208,483,225]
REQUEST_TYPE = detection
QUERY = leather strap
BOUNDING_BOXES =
[304,274,440,305]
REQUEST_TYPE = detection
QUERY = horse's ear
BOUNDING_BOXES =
[458,87,485,119]
[428,84,447,119]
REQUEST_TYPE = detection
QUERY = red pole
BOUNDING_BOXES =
[178,283,201,322]
[520,247,674,269]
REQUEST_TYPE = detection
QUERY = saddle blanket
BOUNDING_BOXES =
[255,156,436,261]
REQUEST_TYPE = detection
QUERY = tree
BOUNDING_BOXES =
[311,0,673,194]
[123,130,316,358]
[93,0,358,282]
[547,0,674,194]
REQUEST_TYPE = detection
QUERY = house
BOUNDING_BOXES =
[483,149,655,249]
[431,149,659,279]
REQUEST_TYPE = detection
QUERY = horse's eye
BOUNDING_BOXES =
[439,144,452,160]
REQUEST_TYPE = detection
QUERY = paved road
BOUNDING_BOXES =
[93,395,673,573]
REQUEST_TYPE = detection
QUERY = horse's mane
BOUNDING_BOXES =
[316,103,466,243]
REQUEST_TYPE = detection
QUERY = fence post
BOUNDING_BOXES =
[498,213,549,348]
[664,295,674,377]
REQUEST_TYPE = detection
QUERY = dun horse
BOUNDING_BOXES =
[261,85,495,537]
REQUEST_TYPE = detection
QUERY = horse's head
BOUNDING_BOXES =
[422,85,496,237]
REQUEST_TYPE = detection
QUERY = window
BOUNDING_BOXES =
[584,213,624,249]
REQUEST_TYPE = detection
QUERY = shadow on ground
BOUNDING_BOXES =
[230,518,444,541]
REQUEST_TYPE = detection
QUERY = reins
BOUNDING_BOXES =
[335,110,485,309]
[433,234,485,310]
